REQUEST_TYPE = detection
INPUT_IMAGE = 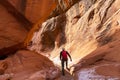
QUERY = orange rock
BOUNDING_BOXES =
[0,3,28,49]
[0,50,60,80]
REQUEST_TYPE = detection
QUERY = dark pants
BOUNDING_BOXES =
[61,59,68,76]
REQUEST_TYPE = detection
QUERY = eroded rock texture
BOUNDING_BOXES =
[0,3,28,49]
[0,0,120,80]
[30,0,120,79]
[0,50,60,80]
[7,0,57,23]
[0,1,72,80]
[25,0,56,23]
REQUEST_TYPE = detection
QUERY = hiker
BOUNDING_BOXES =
[60,48,72,76]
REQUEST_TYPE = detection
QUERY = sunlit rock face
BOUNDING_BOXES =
[30,14,66,53]
[0,0,120,79]
[30,0,118,63]
[24,0,86,45]
[73,0,120,79]
[74,40,120,80]
[30,0,95,50]
[30,0,120,79]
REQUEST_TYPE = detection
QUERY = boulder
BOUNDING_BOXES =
[0,50,60,80]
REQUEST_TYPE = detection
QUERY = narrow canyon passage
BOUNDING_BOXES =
[0,0,120,80]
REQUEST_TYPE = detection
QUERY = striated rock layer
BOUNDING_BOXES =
[0,3,28,50]
[0,0,120,79]
[29,0,120,79]
[7,0,56,23]
[74,40,120,80]
[25,0,56,23]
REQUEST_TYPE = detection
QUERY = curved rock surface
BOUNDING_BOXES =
[8,0,57,23]
[0,50,60,80]
[30,0,120,62]
[0,3,28,50]
[29,0,120,79]
[0,0,120,80]
[74,40,120,79]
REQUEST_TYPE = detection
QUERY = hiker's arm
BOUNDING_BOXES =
[60,52,62,60]
[67,52,72,61]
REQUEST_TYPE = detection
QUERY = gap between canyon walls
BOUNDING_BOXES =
[28,0,117,75]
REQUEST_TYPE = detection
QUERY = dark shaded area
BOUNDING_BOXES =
[0,0,33,31]
[98,36,112,46]
[92,0,97,3]
[74,15,81,19]
[49,0,80,18]
[0,42,25,57]
[88,9,94,22]
[56,14,67,46]
[96,35,112,46]
[0,55,8,60]
[10,0,27,14]
[96,23,112,46]
[97,0,115,31]
[20,0,27,14]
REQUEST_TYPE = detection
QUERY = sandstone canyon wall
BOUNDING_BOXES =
[30,0,120,64]
[8,0,57,23]
[0,0,120,80]
[0,1,62,80]
[29,0,120,79]
[0,2,28,50]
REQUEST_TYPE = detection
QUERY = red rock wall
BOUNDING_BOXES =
[7,0,57,23]
[8,0,26,14]
[7,0,78,23]
[25,0,56,23]
[0,4,27,49]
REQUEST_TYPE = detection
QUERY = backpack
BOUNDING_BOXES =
[62,51,67,60]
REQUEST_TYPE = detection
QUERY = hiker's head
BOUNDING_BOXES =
[62,48,65,51]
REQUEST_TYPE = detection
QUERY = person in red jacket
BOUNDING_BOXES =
[60,48,72,76]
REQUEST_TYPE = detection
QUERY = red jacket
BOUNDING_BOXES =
[60,50,72,61]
